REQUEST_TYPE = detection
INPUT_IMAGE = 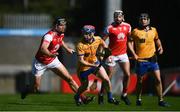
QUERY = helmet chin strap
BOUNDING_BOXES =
[139,19,150,29]
[84,37,95,43]
[55,29,62,34]
[115,21,122,25]
[114,18,124,25]
[54,26,65,34]
[139,25,151,32]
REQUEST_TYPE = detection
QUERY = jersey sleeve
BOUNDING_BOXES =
[76,44,85,56]
[103,26,109,36]
[43,34,53,43]
[129,29,136,41]
[154,28,159,40]
[128,24,132,33]
[100,37,105,45]
[94,36,104,45]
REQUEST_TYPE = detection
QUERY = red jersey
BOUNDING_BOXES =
[104,22,131,55]
[35,30,64,64]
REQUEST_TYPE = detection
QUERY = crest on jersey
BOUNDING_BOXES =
[117,33,125,39]
[54,44,60,51]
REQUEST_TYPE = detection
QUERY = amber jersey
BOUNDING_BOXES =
[35,30,64,64]
[130,27,159,58]
[104,22,131,56]
[76,36,104,72]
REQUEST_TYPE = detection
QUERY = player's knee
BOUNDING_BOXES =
[83,83,89,90]
[103,78,110,85]
[155,79,162,85]
[125,73,130,78]
[67,76,74,85]
[82,80,89,88]
[137,79,143,83]
[79,82,88,91]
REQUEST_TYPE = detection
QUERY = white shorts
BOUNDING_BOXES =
[32,57,63,76]
[105,53,129,67]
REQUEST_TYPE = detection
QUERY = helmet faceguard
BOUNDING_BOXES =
[82,25,95,34]
[139,13,149,19]
[54,17,66,26]
[53,17,67,34]
[113,10,124,24]
[114,10,124,18]
[82,25,95,43]
[139,13,150,27]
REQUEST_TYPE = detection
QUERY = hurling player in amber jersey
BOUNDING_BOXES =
[74,25,119,106]
[21,17,92,104]
[100,10,131,105]
[128,13,169,107]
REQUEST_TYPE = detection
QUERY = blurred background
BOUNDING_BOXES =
[0,0,179,96]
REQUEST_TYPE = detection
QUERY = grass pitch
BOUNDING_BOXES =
[0,93,179,111]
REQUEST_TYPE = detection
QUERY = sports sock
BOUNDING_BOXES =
[122,88,128,97]
[75,94,80,100]
[80,94,86,100]
[100,81,105,95]
[107,92,113,100]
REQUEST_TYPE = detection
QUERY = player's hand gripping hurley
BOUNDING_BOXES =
[93,47,111,74]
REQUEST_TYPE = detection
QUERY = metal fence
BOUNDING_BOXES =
[0,14,51,29]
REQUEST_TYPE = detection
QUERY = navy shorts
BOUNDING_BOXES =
[79,61,100,79]
[79,67,96,79]
[135,61,159,76]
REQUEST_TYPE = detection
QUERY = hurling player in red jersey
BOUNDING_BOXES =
[32,17,78,93]
[99,10,131,105]
[21,17,93,104]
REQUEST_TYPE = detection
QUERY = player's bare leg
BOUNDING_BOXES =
[98,66,115,104]
[153,70,163,101]
[119,62,131,105]
[136,76,143,106]
[34,75,41,93]
[98,66,119,105]
[74,77,89,106]
[21,73,42,99]
[107,66,116,79]
[51,65,94,105]
[153,70,169,107]
[52,66,82,106]
[51,65,79,93]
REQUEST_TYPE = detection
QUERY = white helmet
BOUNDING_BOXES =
[114,10,124,18]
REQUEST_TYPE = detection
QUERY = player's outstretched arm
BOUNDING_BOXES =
[62,41,75,54]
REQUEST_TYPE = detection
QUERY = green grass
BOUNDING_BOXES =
[0,93,179,111]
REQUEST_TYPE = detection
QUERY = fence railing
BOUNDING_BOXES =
[0,14,51,29]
